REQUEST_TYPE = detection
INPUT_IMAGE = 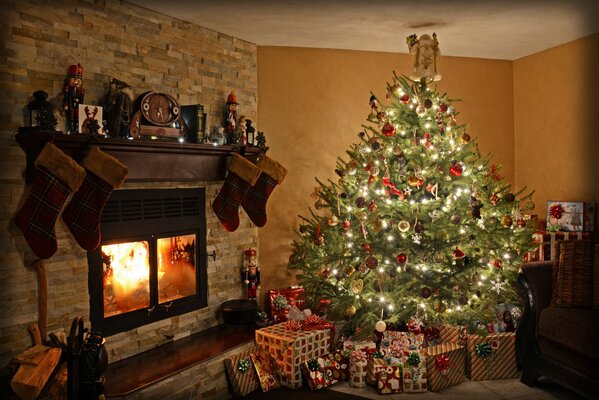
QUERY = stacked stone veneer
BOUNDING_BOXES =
[0,0,259,378]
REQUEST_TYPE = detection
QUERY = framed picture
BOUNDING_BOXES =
[78,104,104,135]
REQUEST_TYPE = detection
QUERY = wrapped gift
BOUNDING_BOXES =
[367,353,387,385]
[546,201,595,232]
[224,347,260,397]
[255,323,329,388]
[423,326,442,347]
[300,355,337,390]
[380,331,424,358]
[423,342,466,392]
[377,365,403,394]
[268,287,305,322]
[250,348,280,392]
[324,349,349,381]
[349,350,368,388]
[467,332,518,380]
[342,339,377,354]
[402,350,428,393]
[302,314,336,350]
[439,324,468,346]
[525,230,592,262]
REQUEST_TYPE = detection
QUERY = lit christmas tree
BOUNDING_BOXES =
[288,34,536,335]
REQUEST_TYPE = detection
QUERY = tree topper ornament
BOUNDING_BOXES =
[407,33,442,82]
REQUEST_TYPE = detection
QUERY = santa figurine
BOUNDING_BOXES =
[407,33,441,82]
[242,248,260,301]
[62,63,84,134]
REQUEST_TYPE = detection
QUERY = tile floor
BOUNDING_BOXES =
[329,377,586,400]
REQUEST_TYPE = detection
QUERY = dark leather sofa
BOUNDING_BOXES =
[516,260,599,399]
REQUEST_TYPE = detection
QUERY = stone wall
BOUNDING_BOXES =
[0,0,258,367]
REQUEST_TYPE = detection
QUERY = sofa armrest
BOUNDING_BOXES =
[520,261,554,320]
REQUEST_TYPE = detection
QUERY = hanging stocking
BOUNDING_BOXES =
[62,146,128,251]
[241,155,287,227]
[15,143,86,259]
[212,154,261,232]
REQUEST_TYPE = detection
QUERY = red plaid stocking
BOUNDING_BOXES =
[242,156,287,227]
[212,154,261,232]
[62,146,128,251]
[15,143,85,259]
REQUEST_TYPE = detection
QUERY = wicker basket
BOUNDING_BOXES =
[553,240,595,308]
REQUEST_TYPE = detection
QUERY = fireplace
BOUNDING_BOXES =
[87,188,208,336]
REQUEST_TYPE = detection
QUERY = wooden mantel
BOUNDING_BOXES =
[16,128,267,182]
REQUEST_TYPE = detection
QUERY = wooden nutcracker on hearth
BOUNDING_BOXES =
[242,248,260,301]
[62,63,84,134]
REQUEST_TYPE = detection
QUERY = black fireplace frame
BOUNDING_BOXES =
[88,188,208,336]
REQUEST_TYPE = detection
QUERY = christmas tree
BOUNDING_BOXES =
[288,34,535,335]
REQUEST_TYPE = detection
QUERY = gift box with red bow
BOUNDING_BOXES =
[423,342,466,392]
[268,287,305,322]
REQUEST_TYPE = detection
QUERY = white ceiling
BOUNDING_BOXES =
[128,0,599,60]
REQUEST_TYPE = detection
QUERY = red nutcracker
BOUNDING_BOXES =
[242,248,260,301]
[62,63,84,134]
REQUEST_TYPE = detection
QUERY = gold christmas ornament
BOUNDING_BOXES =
[345,265,356,277]
[350,279,364,294]
[434,301,446,313]
[392,145,403,156]
[375,320,387,333]
[407,175,420,186]
[398,220,411,232]
[344,304,357,318]
[433,253,445,263]
[460,133,471,144]
[327,215,339,226]
[501,215,513,228]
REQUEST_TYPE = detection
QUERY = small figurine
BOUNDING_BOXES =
[210,125,226,145]
[62,63,84,134]
[242,248,260,301]
[256,131,266,148]
[407,33,441,82]
[235,114,247,144]
[368,95,378,122]
[81,105,101,135]
[102,77,134,138]
[224,91,238,137]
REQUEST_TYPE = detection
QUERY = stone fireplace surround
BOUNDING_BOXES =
[8,130,263,398]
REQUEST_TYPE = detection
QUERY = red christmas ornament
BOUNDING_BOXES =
[395,253,408,264]
[341,220,351,231]
[450,162,463,177]
[492,259,502,269]
[400,94,410,104]
[439,103,448,112]
[382,177,390,186]
[382,122,396,137]
[453,248,465,259]
[361,243,372,253]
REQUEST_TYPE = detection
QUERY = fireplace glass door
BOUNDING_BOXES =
[89,188,207,336]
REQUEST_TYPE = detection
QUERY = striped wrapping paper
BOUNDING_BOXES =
[423,342,466,391]
[255,323,329,388]
[467,332,518,380]
[525,230,590,262]
[367,357,387,385]
[438,324,467,346]
[224,346,260,397]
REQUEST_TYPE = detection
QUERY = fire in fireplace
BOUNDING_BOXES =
[88,188,208,336]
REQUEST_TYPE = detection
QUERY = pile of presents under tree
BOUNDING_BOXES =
[224,288,519,397]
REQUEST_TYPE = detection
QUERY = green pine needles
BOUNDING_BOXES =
[288,74,536,335]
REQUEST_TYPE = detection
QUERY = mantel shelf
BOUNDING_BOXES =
[16,128,267,182]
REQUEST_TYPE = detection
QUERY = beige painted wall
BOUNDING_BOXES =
[514,33,599,234]
[257,46,515,306]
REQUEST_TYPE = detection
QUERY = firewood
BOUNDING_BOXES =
[13,344,48,365]
[10,347,61,400]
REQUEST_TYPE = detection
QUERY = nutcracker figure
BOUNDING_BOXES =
[62,63,84,134]
[242,248,260,301]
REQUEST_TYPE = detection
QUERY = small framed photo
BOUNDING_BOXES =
[78,104,104,135]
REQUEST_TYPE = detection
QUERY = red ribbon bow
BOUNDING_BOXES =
[435,354,451,375]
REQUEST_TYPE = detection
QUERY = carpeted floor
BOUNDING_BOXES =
[243,385,368,400]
